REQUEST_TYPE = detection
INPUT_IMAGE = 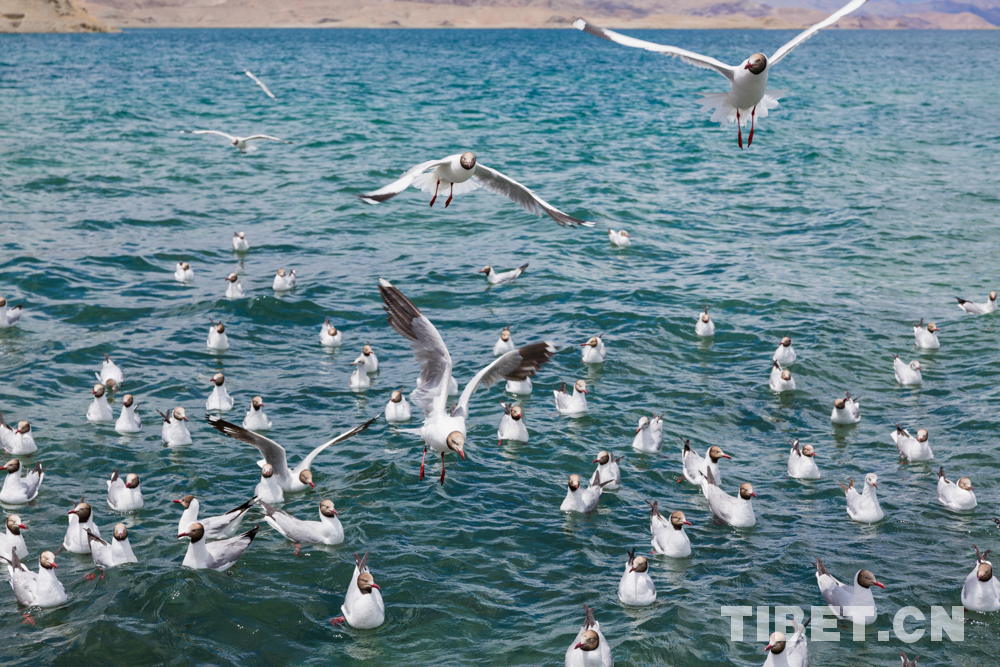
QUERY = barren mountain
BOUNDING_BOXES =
[1,0,114,31]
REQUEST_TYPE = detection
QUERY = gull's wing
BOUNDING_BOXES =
[6,306,21,324]
[206,525,259,569]
[472,164,594,228]
[244,70,276,99]
[455,342,557,420]
[379,279,452,417]
[24,462,43,499]
[574,18,736,82]
[244,135,291,144]
[181,130,237,142]
[293,413,383,475]
[769,0,870,67]
[360,158,452,204]
[206,415,290,479]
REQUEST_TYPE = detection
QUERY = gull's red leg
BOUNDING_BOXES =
[445,183,454,207]
[429,180,440,207]
[330,616,345,625]
[440,452,446,486]
[737,110,743,149]
[748,105,757,147]
[419,445,427,480]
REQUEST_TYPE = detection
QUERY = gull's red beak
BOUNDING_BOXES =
[67,509,76,515]
[751,492,757,498]
[582,389,588,394]
[178,533,188,538]
[371,583,380,590]
[309,481,315,489]
[592,459,600,464]
[684,520,693,526]
[764,644,772,653]
[574,642,583,650]
[51,563,57,569]
[182,416,189,421]
[721,454,732,459]
[872,482,877,488]
[19,524,27,530]
[629,566,635,573]
[459,450,466,461]
[874,581,886,589]
[173,499,182,504]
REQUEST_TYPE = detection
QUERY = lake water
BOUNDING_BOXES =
[1,26,1000,666]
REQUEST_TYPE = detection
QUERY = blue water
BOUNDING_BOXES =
[1,27,1000,666]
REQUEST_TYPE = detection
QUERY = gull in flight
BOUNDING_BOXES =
[360,152,595,228]
[244,70,276,99]
[575,0,870,148]
[180,130,291,154]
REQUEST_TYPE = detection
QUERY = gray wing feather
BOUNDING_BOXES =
[206,416,290,479]
[472,164,594,228]
[455,342,557,419]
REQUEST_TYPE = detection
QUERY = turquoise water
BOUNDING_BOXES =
[2,27,1000,665]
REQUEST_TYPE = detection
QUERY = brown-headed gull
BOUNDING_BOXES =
[648,501,692,558]
[840,474,883,523]
[224,272,244,299]
[107,470,143,511]
[575,0,871,148]
[581,334,606,364]
[814,558,883,624]
[1,515,28,559]
[913,318,940,349]
[174,494,256,540]
[86,523,137,571]
[115,394,142,433]
[208,318,230,351]
[360,152,595,228]
[481,264,528,285]
[180,130,291,154]
[260,499,344,545]
[787,440,819,480]
[332,552,385,629]
[769,361,795,393]
[892,425,932,462]
[87,383,114,422]
[64,499,99,554]
[244,70,275,99]
[232,231,250,252]
[385,390,412,423]
[206,372,234,412]
[497,402,528,444]
[564,605,613,667]
[830,392,860,425]
[772,336,796,366]
[493,325,515,356]
[179,522,260,571]
[242,396,272,431]
[590,451,622,490]
[763,620,810,667]
[1,550,66,608]
[349,357,371,392]
[158,407,192,446]
[681,440,731,486]
[962,545,1000,612]
[937,467,976,510]
[618,548,656,606]
[695,307,715,337]
[379,278,555,484]
[354,343,379,373]
[174,261,194,282]
[893,354,922,385]
[207,413,381,493]
[255,464,284,504]
[96,353,124,385]
[273,268,296,292]
[632,414,663,454]
[957,291,996,315]
[561,472,612,513]
[0,297,22,328]
[319,318,343,347]
[0,412,36,455]
[1,459,43,504]
[608,228,631,247]
[701,469,756,527]
[554,380,588,416]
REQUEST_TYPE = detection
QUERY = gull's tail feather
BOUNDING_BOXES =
[699,91,785,127]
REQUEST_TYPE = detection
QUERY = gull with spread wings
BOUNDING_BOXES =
[207,413,381,493]
[575,0,869,148]
[378,278,557,484]
[180,130,291,154]
[360,152,594,228]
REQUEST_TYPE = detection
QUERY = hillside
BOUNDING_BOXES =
[1,0,114,32]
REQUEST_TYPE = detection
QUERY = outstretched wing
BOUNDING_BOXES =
[244,70,276,99]
[769,0,870,67]
[472,164,594,228]
[180,130,237,142]
[378,279,452,418]
[294,413,383,475]
[574,18,736,82]
[244,135,291,144]
[360,158,452,204]
[206,415,290,479]
[455,342,557,420]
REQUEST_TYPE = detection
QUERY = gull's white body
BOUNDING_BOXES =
[340,565,386,630]
[773,343,796,366]
[695,317,715,337]
[787,444,820,480]
[63,513,99,555]
[255,474,285,504]
[244,70,276,99]
[174,262,194,282]
[0,423,36,455]
[844,478,883,523]
[962,561,1000,612]
[555,386,588,416]
[762,624,809,667]
[0,526,28,560]
[937,472,976,510]
[225,279,245,299]
[590,459,621,491]
[243,403,272,431]
[260,501,344,545]
[564,615,613,667]
[894,357,922,385]
[233,235,250,252]
[182,527,258,572]
[494,335,516,357]
[320,321,344,347]
[107,475,144,511]
[181,130,290,154]
[273,270,296,292]
[891,427,932,462]
[96,357,124,385]
[560,482,604,514]
[350,360,371,391]
[115,402,142,433]
[681,445,725,487]
[914,325,940,350]
[8,558,66,608]
[206,382,235,412]
[703,478,756,528]
[161,415,192,446]
[0,302,22,328]
[650,513,691,558]
[386,396,412,423]
[87,395,114,422]
[581,337,607,364]
[208,326,230,351]
[816,568,878,625]
[484,264,528,285]
[177,497,254,540]
[957,294,997,315]
[506,377,532,395]
[354,351,379,373]
[497,408,528,443]
[632,415,663,454]
[0,464,44,504]
[618,559,656,606]
[831,397,860,425]
[769,365,795,392]
[608,229,631,247]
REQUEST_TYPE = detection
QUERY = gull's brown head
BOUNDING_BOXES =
[320,499,338,517]
[114,523,129,541]
[261,463,274,479]
[252,396,264,409]
[211,373,225,386]
[745,53,767,74]
[575,630,599,652]
[670,511,692,529]
[390,390,403,403]
[299,469,315,489]
[446,431,466,459]
[568,474,580,491]
[739,483,756,500]
[126,473,140,488]
[460,152,477,170]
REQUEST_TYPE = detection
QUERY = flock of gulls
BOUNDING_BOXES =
[1,5,992,664]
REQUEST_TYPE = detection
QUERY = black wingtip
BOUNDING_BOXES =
[243,524,261,542]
